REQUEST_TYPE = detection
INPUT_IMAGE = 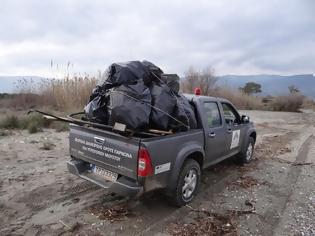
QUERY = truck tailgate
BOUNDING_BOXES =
[69,125,140,179]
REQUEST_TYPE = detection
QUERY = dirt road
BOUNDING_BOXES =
[1,110,315,236]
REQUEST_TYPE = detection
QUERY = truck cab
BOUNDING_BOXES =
[188,95,255,167]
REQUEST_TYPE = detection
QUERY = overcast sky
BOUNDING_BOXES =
[0,0,314,78]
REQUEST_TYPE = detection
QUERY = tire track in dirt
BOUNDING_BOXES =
[0,180,103,235]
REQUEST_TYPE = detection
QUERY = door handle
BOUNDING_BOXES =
[227,128,232,133]
[208,132,216,138]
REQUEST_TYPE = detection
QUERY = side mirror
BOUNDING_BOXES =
[241,115,250,124]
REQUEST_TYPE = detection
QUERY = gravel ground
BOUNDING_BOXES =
[0,110,314,236]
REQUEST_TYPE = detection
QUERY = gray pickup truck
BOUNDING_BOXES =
[67,94,256,206]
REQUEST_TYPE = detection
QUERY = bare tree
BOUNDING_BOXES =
[199,67,217,95]
[182,66,217,95]
[182,67,199,93]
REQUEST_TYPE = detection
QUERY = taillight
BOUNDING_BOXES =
[138,148,153,177]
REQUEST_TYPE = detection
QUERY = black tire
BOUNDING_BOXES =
[170,159,201,207]
[237,137,255,165]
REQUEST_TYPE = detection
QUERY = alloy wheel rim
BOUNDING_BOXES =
[182,169,197,200]
[246,143,253,161]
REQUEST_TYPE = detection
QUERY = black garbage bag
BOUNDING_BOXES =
[142,60,164,79]
[161,74,180,93]
[85,60,163,128]
[88,85,104,102]
[84,93,110,124]
[150,82,177,130]
[101,61,153,90]
[169,94,197,131]
[108,80,151,130]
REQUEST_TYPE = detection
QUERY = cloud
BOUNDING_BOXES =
[0,0,314,77]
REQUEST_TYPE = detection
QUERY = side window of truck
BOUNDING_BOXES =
[221,103,241,125]
[203,102,222,128]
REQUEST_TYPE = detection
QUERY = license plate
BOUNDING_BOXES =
[93,166,118,182]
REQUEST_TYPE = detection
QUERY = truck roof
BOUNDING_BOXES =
[183,93,230,103]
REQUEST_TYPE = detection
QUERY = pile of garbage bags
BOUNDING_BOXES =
[84,61,197,132]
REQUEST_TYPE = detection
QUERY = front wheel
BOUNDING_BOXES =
[171,159,201,207]
[237,137,255,164]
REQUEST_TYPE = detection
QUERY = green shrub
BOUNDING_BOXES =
[27,122,41,133]
[20,113,51,131]
[0,115,20,129]
[18,117,29,129]
[28,114,51,128]
[0,113,52,132]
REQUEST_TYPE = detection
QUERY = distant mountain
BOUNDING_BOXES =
[217,74,315,98]
[0,76,46,93]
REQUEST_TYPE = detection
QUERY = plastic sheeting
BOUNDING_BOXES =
[161,74,180,93]
[150,82,177,130]
[84,94,110,124]
[108,80,151,130]
[102,61,152,90]
[169,94,197,131]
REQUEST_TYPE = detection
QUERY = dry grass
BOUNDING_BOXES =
[210,87,264,110]
[2,76,98,111]
[39,76,97,111]
[302,97,315,111]
[206,87,306,112]
[269,94,304,112]
[0,73,310,114]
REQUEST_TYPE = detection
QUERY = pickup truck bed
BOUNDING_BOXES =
[68,124,204,197]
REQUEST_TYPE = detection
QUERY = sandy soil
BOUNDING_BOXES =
[0,110,315,236]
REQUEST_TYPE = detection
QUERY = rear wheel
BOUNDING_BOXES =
[237,137,255,164]
[171,159,201,207]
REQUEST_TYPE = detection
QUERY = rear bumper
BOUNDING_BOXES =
[67,159,143,197]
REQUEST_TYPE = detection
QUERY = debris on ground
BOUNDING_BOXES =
[167,206,238,236]
[292,162,313,166]
[228,175,268,189]
[58,220,82,233]
[167,203,257,236]
[167,215,238,236]
[210,162,234,173]
[228,200,256,216]
[40,141,56,150]
[255,132,296,159]
[0,129,13,136]
[279,147,291,154]
[89,204,132,222]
